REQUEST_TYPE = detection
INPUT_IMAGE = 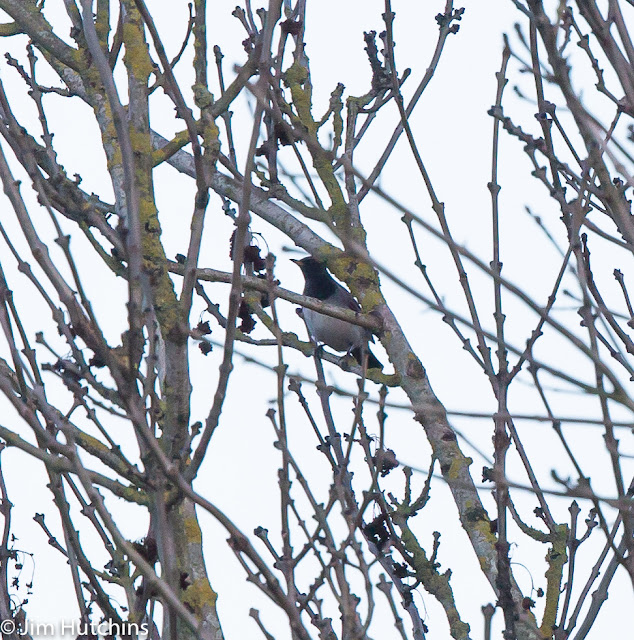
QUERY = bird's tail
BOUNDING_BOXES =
[351,346,383,370]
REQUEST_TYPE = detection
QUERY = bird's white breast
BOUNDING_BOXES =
[302,308,368,352]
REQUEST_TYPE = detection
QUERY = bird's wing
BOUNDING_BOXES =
[332,284,362,312]
[331,285,377,342]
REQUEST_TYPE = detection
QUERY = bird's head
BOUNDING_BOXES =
[291,256,327,277]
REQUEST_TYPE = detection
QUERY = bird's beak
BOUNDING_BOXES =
[290,258,300,265]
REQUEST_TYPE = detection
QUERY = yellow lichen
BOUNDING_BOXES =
[122,21,154,79]
[183,516,203,544]
[183,578,218,609]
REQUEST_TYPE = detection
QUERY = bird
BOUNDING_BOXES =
[292,257,383,370]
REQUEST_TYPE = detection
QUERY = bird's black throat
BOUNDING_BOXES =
[303,270,338,299]
[296,258,338,300]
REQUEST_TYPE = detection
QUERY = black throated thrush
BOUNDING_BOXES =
[292,257,382,370]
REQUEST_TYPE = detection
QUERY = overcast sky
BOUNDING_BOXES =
[0,1,630,639]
